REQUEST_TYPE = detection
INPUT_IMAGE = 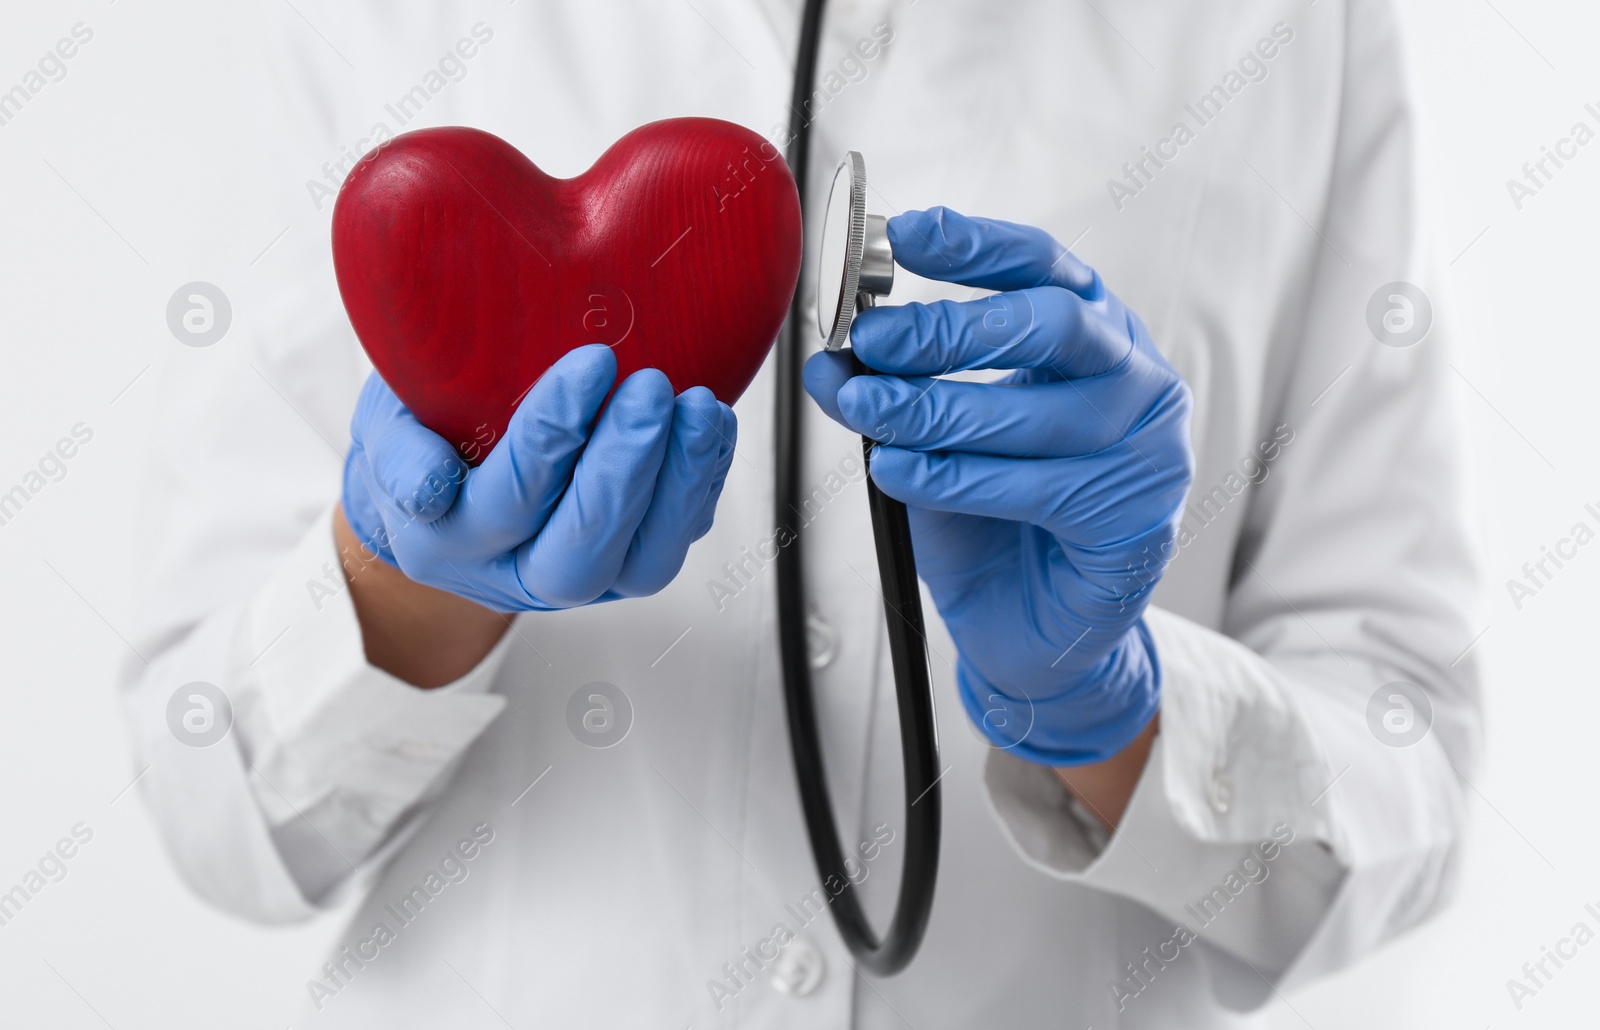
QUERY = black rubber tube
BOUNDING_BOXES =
[774,0,942,977]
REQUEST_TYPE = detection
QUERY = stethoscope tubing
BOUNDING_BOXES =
[774,0,943,977]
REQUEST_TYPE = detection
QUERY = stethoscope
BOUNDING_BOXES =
[775,0,941,977]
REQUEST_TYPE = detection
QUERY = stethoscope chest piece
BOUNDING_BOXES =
[817,152,895,349]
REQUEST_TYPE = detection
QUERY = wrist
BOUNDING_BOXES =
[333,505,510,688]
[1053,712,1160,832]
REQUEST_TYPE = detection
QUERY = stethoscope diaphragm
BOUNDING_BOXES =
[816,151,894,349]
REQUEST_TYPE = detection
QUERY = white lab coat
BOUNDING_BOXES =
[119,0,1481,1026]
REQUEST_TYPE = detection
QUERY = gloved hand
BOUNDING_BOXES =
[804,208,1192,765]
[342,344,738,612]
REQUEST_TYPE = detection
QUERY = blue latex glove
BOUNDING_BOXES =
[804,208,1193,765]
[342,344,737,611]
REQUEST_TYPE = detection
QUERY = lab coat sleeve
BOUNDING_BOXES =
[980,0,1482,1004]
[232,506,511,907]
[120,461,512,924]
[117,298,512,924]
[112,1,518,924]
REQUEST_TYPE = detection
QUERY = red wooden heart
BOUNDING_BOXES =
[332,119,801,461]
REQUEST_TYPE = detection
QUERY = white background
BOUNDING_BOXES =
[0,1,1593,1026]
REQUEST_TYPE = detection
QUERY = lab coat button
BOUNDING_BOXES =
[1209,770,1234,814]
[806,613,837,669]
[768,937,825,997]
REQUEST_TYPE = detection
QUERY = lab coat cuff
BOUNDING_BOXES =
[1139,606,1327,839]
[980,606,1330,888]
[233,506,510,829]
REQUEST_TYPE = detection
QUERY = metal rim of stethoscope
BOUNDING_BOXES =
[774,0,943,978]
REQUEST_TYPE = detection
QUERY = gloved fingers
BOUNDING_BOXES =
[404,553,535,614]
[610,388,734,597]
[352,373,468,524]
[865,445,1051,526]
[340,443,400,564]
[901,504,1011,597]
[689,404,739,540]
[805,349,910,444]
[802,349,856,426]
[451,344,617,548]
[355,438,429,558]
[849,285,1133,377]
[864,444,1188,551]
[833,374,1150,457]
[513,367,676,606]
[886,207,1101,299]
[1045,518,1179,612]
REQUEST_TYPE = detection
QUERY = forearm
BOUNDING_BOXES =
[1052,712,1159,831]
[333,504,511,687]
